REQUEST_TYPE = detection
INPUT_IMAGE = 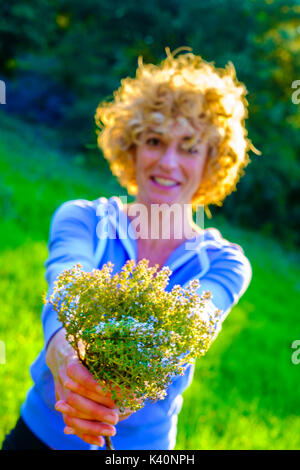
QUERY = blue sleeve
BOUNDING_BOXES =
[196,242,252,332]
[42,199,96,349]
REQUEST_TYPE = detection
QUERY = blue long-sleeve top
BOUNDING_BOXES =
[20,196,252,450]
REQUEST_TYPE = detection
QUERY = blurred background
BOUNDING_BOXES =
[0,0,299,450]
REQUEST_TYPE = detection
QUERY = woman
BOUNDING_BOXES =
[2,48,258,450]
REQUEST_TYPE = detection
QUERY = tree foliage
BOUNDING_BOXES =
[1,0,299,247]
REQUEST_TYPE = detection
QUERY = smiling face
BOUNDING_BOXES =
[132,120,209,208]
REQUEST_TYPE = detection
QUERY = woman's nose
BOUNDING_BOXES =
[158,144,178,170]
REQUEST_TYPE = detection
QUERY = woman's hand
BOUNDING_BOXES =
[45,328,122,447]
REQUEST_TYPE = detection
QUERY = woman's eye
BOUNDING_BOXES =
[146,137,161,147]
[182,137,200,155]
[187,147,199,154]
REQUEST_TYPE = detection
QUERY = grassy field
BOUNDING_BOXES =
[0,111,299,450]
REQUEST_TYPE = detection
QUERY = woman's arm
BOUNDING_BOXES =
[196,238,252,337]
[42,199,97,348]
[43,200,134,445]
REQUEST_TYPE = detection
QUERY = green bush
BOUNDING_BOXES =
[1,0,299,248]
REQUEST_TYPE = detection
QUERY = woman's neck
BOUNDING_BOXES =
[123,201,202,245]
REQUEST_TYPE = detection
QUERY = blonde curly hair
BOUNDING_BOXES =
[95,47,260,218]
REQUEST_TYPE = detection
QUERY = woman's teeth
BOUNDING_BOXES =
[152,177,178,187]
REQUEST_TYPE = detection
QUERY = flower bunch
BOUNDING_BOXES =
[45,259,221,412]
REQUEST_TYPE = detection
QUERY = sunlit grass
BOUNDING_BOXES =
[0,111,299,449]
[176,216,300,449]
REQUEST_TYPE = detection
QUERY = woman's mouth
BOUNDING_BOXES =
[150,176,180,190]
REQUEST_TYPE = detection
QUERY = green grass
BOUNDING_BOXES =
[0,111,299,449]
[176,233,300,449]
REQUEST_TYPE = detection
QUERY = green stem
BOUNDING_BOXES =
[105,436,115,450]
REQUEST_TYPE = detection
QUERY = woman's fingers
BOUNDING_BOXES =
[64,427,105,447]
[64,377,117,409]
[63,415,116,438]
[66,359,105,393]
[55,397,132,424]
[64,391,118,425]
[55,400,90,420]
[66,360,116,407]
[55,397,117,446]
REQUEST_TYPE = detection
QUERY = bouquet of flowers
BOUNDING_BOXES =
[44,259,221,449]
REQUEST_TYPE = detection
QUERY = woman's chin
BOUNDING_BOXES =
[146,194,180,207]
[145,181,182,205]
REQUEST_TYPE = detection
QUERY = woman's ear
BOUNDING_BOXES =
[207,143,218,160]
